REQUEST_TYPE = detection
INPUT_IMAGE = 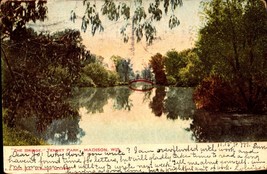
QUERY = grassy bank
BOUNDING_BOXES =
[3,123,47,146]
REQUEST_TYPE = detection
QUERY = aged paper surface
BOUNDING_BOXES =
[3,143,267,173]
[2,0,267,173]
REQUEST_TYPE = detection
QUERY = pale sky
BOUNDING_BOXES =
[29,0,204,71]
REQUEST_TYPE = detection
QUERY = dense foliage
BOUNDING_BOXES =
[1,0,121,145]
[111,55,134,83]
[0,0,47,40]
[2,28,86,130]
[165,49,205,86]
[194,0,267,113]
[148,49,205,86]
[82,63,119,87]
[141,66,153,80]
[149,53,167,85]
[193,76,243,112]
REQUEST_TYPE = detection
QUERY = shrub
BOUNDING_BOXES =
[77,73,96,87]
[3,124,47,146]
[193,76,244,112]
[83,63,118,87]
[107,71,119,86]
[3,109,47,145]
[178,60,205,87]
[166,75,176,86]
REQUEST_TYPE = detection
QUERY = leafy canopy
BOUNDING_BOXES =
[0,0,47,40]
[196,0,267,112]
[111,55,134,82]
[149,53,167,85]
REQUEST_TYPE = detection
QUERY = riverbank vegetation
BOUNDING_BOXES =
[3,121,47,146]
[1,0,267,145]
[148,0,267,113]
[194,0,267,113]
[149,48,206,87]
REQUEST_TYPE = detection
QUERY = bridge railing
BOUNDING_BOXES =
[129,78,154,85]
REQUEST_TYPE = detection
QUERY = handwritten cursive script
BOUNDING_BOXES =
[4,142,267,173]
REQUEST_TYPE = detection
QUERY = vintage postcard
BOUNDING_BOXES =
[2,0,267,173]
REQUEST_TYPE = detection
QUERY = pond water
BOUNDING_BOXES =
[67,86,196,145]
[18,86,267,145]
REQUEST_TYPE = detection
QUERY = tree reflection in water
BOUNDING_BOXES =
[45,117,85,145]
[149,87,166,116]
[142,90,153,103]
[112,87,133,111]
[70,88,111,113]
[16,114,84,145]
[16,86,267,144]
[190,110,267,142]
[72,86,195,120]
[71,87,133,113]
[148,87,195,120]
[164,87,196,120]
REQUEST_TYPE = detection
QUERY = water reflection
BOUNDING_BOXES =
[16,114,85,145]
[149,87,166,116]
[45,117,85,145]
[71,86,196,121]
[112,87,133,111]
[71,87,133,113]
[129,81,154,92]
[71,86,267,143]
[71,88,110,114]
[147,87,196,120]
[164,87,196,120]
[74,86,195,144]
[17,86,267,144]
[191,110,267,142]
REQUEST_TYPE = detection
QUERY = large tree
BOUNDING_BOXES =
[164,49,186,84]
[149,53,167,85]
[111,55,134,82]
[141,65,153,80]
[2,28,87,128]
[196,0,267,113]
[0,1,89,132]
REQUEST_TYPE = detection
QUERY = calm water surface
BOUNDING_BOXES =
[18,86,267,145]
[69,86,196,145]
